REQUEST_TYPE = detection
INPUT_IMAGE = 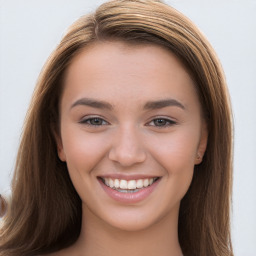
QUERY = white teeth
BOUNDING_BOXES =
[143,179,149,187]
[114,179,119,188]
[102,177,158,190]
[136,179,143,188]
[127,180,137,189]
[120,180,128,189]
[109,179,114,188]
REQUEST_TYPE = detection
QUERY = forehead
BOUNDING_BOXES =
[61,41,199,111]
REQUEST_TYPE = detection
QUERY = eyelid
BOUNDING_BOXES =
[146,116,177,128]
[79,115,109,126]
[78,115,177,128]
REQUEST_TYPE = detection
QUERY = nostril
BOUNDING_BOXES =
[108,129,147,166]
[108,149,146,166]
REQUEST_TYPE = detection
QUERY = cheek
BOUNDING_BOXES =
[150,130,198,208]
[148,129,200,173]
[61,126,109,174]
[60,127,111,203]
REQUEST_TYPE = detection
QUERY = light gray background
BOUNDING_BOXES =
[0,0,255,255]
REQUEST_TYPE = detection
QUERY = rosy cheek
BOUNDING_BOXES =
[147,132,198,172]
[62,129,108,172]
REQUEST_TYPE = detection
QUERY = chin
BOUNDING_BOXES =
[85,200,181,233]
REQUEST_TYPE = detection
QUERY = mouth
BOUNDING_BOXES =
[99,177,160,193]
[98,176,161,203]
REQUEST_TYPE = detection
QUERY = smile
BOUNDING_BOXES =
[100,177,159,193]
[98,176,161,203]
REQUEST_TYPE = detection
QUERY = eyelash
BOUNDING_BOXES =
[146,118,177,128]
[79,117,109,126]
[79,116,176,128]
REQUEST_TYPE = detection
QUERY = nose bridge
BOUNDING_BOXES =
[108,124,146,166]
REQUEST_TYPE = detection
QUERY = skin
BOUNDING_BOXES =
[54,41,208,256]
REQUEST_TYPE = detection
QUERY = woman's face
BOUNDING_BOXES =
[57,41,207,231]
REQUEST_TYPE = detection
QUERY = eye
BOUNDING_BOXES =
[79,117,109,126]
[147,118,176,127]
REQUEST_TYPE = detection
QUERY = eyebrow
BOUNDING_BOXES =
[70,97,185,111]
[70,98,113,110]
[143,99,185,110]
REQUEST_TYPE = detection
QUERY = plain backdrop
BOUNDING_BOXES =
[0,0,255,255]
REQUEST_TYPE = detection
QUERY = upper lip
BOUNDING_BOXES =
[98,174,160,180]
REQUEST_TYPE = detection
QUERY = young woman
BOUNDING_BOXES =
[0,0,233,255]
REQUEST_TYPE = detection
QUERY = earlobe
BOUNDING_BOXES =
[52,127,66,162]
[57,144,66,162]
[195,121,208,165]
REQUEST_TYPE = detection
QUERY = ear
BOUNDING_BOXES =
[52,126,66,162]
[194,121,208,165]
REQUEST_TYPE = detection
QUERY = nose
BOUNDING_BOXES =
[108,126,147,167]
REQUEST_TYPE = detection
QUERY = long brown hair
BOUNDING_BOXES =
[0,0,233,255]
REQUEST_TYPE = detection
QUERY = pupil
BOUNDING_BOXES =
[155,119,166,126]
[91,118,101,125]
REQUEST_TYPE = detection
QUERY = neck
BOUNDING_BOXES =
[71,203,183,256]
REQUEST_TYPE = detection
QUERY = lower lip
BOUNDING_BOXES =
[98,178,161,204]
